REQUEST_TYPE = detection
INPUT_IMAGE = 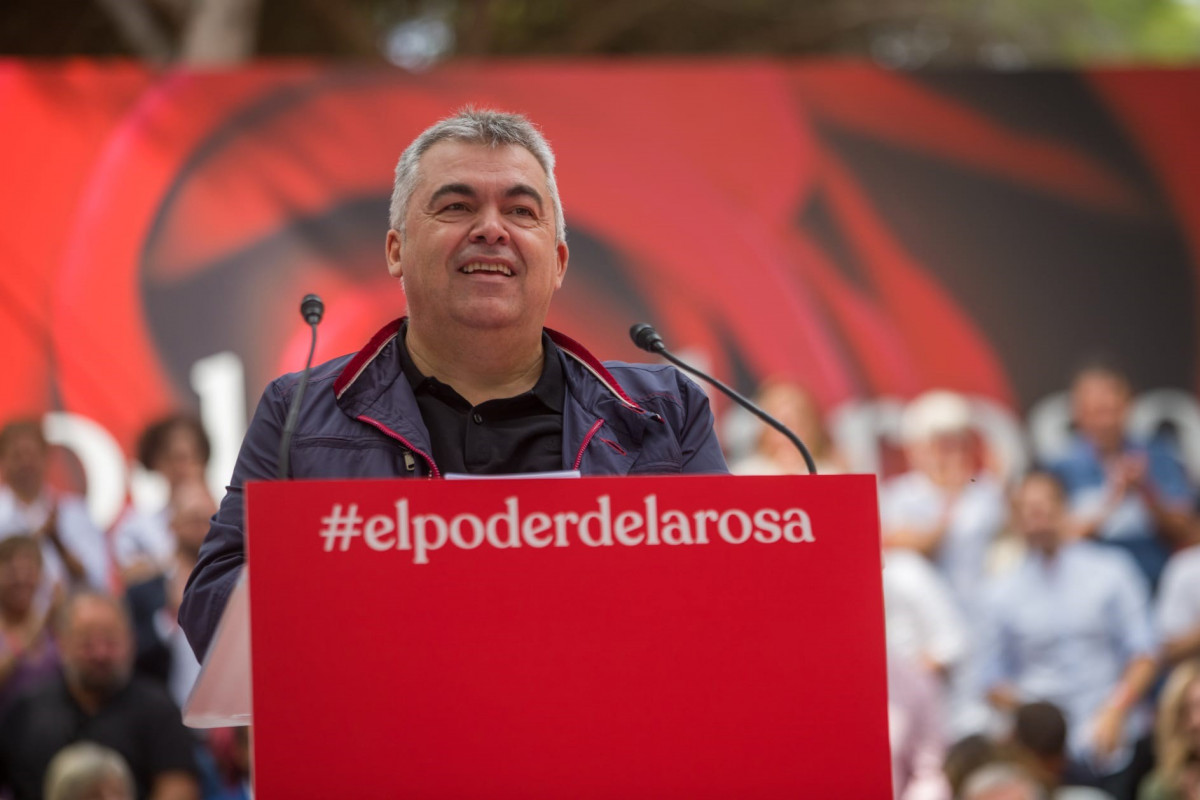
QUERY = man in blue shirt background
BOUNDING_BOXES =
[1052,361,1195,590]
[979,470,1157,798]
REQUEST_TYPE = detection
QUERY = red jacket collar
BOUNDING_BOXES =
[334,317,647,413]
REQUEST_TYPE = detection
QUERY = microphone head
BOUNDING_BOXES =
[300,294,324,325]
[629,323,666,353]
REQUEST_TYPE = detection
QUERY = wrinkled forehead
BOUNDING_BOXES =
[414,140,549,196]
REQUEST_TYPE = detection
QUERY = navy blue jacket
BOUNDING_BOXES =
[179,319,728,658]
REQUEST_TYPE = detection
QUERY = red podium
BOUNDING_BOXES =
[239,473,890,798]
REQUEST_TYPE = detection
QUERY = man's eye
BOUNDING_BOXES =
[442,202,468,212]
[511,207,535,217]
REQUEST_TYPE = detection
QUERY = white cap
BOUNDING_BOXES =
[900,390,972,444]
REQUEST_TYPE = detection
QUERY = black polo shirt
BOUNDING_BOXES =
[399,327,565,474]
[0,673,198,800]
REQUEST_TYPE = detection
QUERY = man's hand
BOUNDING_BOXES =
[36,503,88,584]
[1119,453,1149,491]
[34,504,59,543]
[1163,626,1200,666]
[986,684,1019,712]
[1090,703,1126,759]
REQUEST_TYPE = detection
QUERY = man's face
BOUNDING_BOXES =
[0,549,40,617]
[170,480,216,553]
[1013,475,1066,551]
[1071,371,1130,451]
[0,431,47,499]
[78,774,131,800]
[386,141,568,335]
[906,432,973,485]
[61,597,134,698]
[154,425,206,490]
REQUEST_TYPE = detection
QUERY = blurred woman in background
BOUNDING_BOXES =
[1140,659,1200,800]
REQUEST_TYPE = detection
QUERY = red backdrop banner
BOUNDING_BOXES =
[1,61,1198,507]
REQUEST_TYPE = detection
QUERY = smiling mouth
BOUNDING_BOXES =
[460,262,513,276]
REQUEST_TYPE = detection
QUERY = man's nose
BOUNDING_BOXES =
[470,206,509,245]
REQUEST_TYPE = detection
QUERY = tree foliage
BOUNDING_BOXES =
[1,0,1198,66]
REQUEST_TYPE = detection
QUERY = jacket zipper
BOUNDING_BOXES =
[356,414,441,478]
[573,419,605,471]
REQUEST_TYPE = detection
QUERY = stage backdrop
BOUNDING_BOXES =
[2,61,1199,525]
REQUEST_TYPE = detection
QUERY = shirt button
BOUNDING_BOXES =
[472,413,483,424]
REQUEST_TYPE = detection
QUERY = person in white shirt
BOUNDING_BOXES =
[883,547,967,675]
[0,420,109,604]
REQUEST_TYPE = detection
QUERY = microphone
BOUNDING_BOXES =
[629,323,819,475]
[300,293,324,325]
[277,295,324,479]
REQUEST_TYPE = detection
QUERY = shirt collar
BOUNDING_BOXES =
[398,322,563,413]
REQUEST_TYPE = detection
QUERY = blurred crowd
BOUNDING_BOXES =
[0,417,247,800]
[730,363,1200,800]
[0,361,1197,800]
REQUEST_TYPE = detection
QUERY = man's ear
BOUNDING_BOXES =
[553,240,569,289]
[386,229,404,278]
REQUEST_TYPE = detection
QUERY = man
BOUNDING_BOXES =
[0,420,110,605]
[179,108,728,659]
[0,592,199,800]
[879,390,1006,736]
[879,390,1007,620]
[979,471,1156,798]
[1051,362,1194,589]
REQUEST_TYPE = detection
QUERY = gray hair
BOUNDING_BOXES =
[389,107,566,244]
[961,763,1047,800]
[44,743,135,800]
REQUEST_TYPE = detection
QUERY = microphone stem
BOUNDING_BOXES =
[653,346,819,476]
[277,321,319,480]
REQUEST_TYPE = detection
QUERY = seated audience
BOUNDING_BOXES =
[1157,539,1200,667]
[1138,659,1200,800]
[1051,362,1194,590]
[0,592,199,800]
[111,416,211,585]
[730,379,845,474]
[979,470,1157,798]
[43,742,134,800]
[0,420,109,604]
[0,536,60,715]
